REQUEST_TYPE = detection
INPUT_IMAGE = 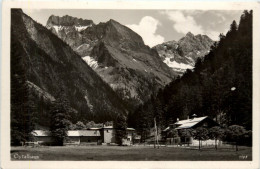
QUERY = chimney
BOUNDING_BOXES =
[177,118,179,122]
[191,114,197,120]
[187,116,189,120]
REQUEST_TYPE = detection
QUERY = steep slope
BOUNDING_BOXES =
[133,11,252,130]
[46,15,94,52]
[46,16,175,104]
[11,9,127,126]
[153,32,214,75]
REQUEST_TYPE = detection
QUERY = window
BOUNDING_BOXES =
[203,122,208,127]
[107,130,109,133]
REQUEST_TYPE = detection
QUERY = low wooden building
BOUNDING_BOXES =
[101,126,116,144]
[33,130,52,145]
[78,129,101,145]
[33,129,101,145]
[163,115,220,146]
[100,126,135,145]
[66,131,80,145]
[32,126,135,145]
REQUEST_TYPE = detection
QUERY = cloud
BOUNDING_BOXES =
[206,30,220,41]
[215,13,227,24]
[126,16,164,47]
[184,10,204,16]
[160,10,221,41]
[160,11,204,35]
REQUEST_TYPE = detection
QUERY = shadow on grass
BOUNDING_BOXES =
[176,146,251,152]
[11,150,27,153]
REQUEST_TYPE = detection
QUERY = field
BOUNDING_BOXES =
[11,145,252,161]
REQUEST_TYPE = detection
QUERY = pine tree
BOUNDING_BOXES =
[133,10,253,137]
[230,20,238,32]
[114,113,127,145]
[208,126,224,150]
[49,90,71,146]
[11,34,36,145]
[226,125,246,151]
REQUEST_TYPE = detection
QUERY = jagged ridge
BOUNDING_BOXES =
[153,32,214,75]
[11,9,128,126]
[46,15,176,105]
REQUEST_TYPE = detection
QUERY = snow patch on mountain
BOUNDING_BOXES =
[77,43,90,50]
[172,68,186,72]
[53,25,64,33]
[164,57,194,70]
[82,56,99,69]
[75,25,91,32]
[84,91,93,112]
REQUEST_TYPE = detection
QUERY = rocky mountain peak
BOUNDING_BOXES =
[153,33,214,75]
[45,15,174,104]
[12,8,23,14]
[11,9,128,124]
[46,15,94,27]
[186,32,195,37]
[103,19,145,46]
[108,19,118,24]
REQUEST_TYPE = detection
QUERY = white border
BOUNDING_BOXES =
[1,1,260,169]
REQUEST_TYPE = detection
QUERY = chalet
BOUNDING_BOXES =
[33,130,52,145]
[33,129,101,145]
[32,126,135,146]
[163,115,220,146]
[100,126,135,145]
[78,129,101,145]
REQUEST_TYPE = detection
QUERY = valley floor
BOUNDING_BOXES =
[11,145,252,161]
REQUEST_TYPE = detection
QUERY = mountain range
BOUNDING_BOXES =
[11,9,215,127]
[46,15,214,103]
[153,32,214,75]
[11,9,128,126]
[47,16,190,105]
[132,10,252,130]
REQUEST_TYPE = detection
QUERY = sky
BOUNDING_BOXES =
[23,9,242,47]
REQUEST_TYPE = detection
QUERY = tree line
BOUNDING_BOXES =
[10,10,252,146]
[166,125,252,151]
[128,10,253,140]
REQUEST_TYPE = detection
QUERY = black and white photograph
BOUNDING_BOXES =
[1,1,260,168]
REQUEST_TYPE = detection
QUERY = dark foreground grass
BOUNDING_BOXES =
[11,145,252,161]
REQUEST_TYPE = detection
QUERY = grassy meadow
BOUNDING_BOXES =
[11,145,252,161]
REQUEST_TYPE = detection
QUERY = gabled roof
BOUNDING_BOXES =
[32,130,100,137]
[102,126,113,129]
[33,130,50,136]
[68,131,80,136]
[127,128,135,131]
[175,116,208,129]
[102,126,135,131]
[79,130,101,136]
[87,128,100,130]
[163,127,170,132]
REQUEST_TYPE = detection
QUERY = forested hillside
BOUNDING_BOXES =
[130,10,252,132]
[46,15,175,108]
[11,9,128,130]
